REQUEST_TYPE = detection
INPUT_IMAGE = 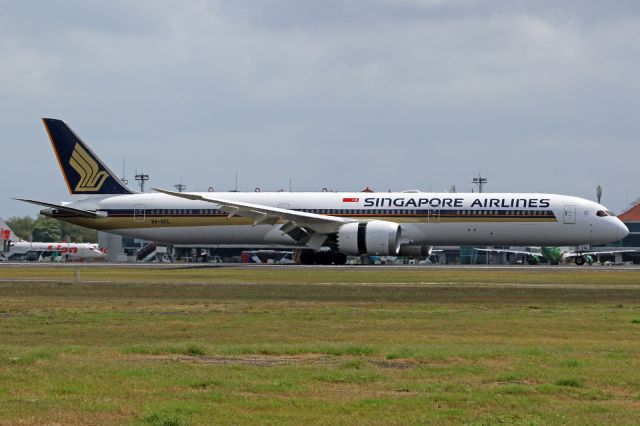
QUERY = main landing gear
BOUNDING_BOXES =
[299,251,347,265]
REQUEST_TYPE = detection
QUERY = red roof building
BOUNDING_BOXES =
[618,203,640,222]
[617,204,640,250]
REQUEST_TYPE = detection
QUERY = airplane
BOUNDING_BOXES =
[0,217,105,261]
[474,246,636,265]
[15,118,629,265]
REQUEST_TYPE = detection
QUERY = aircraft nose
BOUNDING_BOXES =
[617,220,629,240]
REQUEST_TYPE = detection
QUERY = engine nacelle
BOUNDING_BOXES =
[337,220,401,256]
[398,245,432,257]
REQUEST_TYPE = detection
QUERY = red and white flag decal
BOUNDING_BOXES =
[342,197,359,203]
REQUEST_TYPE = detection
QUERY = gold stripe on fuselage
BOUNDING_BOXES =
[51,214,557,231]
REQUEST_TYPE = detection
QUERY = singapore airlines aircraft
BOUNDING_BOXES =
[16,118,629,264]
[0,217,105,261]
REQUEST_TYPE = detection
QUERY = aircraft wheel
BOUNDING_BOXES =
[315,252,332,265]
[575,256,585,266]
[332,253,347,265]
[300,251,315,265]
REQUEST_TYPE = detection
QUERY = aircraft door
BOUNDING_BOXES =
[563,205,576,224]
[134,204,145,223]
[428,209,440,223]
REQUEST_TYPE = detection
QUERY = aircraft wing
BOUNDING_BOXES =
[474,248,542,256]
[565,249,637,258]
[13,198,98,218]
[153,188,355,236]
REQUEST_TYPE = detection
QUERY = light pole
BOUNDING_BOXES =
[135,172,149,192]
[472,174,487,193]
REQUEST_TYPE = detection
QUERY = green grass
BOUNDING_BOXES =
[143,408,192,426]
[122,344,206,356]
[555,378,583,388]
[3,264,640,286]
[0,265,639,424]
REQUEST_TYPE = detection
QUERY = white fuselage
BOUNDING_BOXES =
[44,192,628,249]
[5,241,105,260]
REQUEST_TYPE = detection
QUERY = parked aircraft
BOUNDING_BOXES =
[474,246,635,265]
[0,217,105,261]
[16,118,629,264]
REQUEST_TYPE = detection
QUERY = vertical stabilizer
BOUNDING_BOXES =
[42,118,134,195]
[0,217,20,242]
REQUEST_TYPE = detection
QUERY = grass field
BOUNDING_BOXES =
[1,266,639,425]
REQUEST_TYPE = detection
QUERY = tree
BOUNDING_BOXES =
[6,216,36,240]
[31,218,61,242]
[6,215,98,242]
[58,220,98,243]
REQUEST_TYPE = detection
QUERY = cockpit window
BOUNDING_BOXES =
[596,210,615,217]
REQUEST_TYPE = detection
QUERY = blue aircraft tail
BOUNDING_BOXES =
[42,118,134,195]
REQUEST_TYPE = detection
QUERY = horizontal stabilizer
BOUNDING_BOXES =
[13,198,98,218]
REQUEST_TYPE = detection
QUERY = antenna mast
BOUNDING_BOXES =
[121,157,128,185]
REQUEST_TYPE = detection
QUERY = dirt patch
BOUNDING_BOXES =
[489,379,542,386]
[135,353,339,366]
[368,359,415,369]
[133,353,420,369]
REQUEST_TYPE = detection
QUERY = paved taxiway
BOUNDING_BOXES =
[1,262,640,272]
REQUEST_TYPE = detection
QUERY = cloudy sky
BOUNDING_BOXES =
[2,0,639,218]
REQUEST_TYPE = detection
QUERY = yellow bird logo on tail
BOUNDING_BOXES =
[69,143,109,191]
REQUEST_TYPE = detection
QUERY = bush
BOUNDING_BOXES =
[555,378,581,388]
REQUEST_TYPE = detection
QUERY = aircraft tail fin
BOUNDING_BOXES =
[0,217,21,242]
[42,118,134,195]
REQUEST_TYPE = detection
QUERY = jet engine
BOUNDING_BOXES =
[337,220,401,256]
[398,245,432,257]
